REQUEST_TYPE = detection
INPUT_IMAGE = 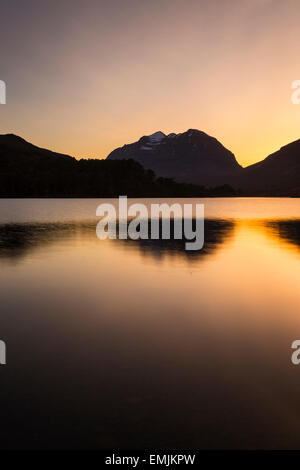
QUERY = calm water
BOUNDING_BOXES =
[1,198,300,449]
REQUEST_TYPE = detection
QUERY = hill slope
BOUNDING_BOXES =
[0,134,73,163]
[236,139,300,195]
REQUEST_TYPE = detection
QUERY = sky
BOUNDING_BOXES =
[1,0,300,167]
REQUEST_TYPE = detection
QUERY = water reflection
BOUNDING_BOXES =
[0,221,95,261]
[266,220,300,252]
[1,207,300,449]
[0,219,234,262]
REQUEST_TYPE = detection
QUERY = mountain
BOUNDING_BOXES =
[235,139,300,195]
[2,131,300,197]
[0,133,73,163]
[107,129,242,186]
[0,133,236,197]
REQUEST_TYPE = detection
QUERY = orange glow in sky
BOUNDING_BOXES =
[1,0,300,167]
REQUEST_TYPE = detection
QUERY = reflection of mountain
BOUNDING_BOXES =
[118,219,234,261]
[0,219,234,262]
[266,220,300,252]
[0,222,96,261]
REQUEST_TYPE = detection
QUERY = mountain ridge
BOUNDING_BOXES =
[0,132,237,198]
[1,131,300,196]
[107,128,242,187]
[234,138,300,195]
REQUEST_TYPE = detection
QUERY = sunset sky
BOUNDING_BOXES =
[1,0,300,167]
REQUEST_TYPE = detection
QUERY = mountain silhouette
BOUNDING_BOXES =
[107,130,300,195]
[0,133,73,162]
[107,129,242,186]
[0,133,236,197]
[235,139,300,195]
[1,131,300,196]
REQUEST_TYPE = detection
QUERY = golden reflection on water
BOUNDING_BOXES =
[1,207,300,448]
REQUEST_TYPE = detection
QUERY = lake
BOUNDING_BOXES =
[1,198,300,449]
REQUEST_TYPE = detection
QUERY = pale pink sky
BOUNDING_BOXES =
[1,0,300,166]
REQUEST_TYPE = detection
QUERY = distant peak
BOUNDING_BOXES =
[142,129,210,143]
[0,134,32,148]
[147,131,166,143]
[186,128,207,136]
[1,133,27,142]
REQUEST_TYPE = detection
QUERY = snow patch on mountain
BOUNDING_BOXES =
[140,145,153,151]
[148,131,166,143]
